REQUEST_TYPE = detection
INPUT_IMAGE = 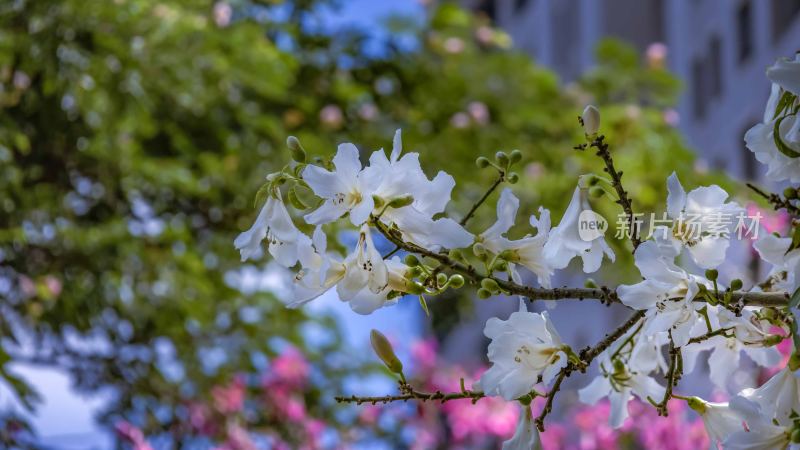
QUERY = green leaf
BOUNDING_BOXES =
[791,287,800,309]
[773,114,800,158]
[773,91,796,120]
[253,182,272,209]
[418,295,430,316]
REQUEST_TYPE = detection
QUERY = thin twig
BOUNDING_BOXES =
[747,182,800,216]
[655,336,681,416]
[335,385,485,405]
[374,220,791,307]
[586,135,642,249]
[383,245,401,259]
[460,172,505,226]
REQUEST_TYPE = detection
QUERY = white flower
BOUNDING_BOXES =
[365,130,473,250]
[542,186,614,273]
[337,224,389,303]
[303,143,380,226]
[617,238,710,347]
[664,172,743,269]
[290,226,345,307]
[754,233,800,293]
[723,420,794,450]
[341,257,413,315]
[578,330,665,428]
[502,404,540,450]
[768,53,800,96]
[480,300,568,401]
[234,190,311,266]
[733,366,800,425]
[479,188,553,288]
[686,397,747,445]
[744,56,800,184]
[683,308,782,391]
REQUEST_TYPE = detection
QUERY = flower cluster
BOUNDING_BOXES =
[235,56,800,448]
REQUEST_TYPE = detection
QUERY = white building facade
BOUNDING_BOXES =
[467,0,800,179]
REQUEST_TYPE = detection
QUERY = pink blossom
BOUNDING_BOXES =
[212,377,245,414]
[269,347,310,388]
[647,42,668,68]
[213,2,232,27]
[663,108,680,127]
[114,421,154,450]
[450,112,470,129]
[467,101,490,125]
[410,339,438,373]
[319,105,344,129]
[443,37,465,54]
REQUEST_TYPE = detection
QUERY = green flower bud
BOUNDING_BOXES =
[448,248,464,261]
[507,172,519,184]
[494,260,509,272]
[509,149,522,164]
[404,254,420,267]
[370,329,403,375]
[705,269,718,281]
[686,397,707,415]
[584,278,598,289]
[372,195,385,209]
[405,282,426,295]
[286,136,307,163]
[495,151,509,166]
[729,279,743,291]
[436,273,448,286]
[785,187,798,200]
[388,195,414,209]
[408,266,423,277]
[589,186,605,198]
[477,288,492,299]
[480,278,499,292]
[448,274,465,289]
[476,156,491,168]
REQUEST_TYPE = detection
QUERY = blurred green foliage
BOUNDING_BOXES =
[0,0,731,446]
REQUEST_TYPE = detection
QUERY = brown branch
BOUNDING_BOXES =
[374,220,791,307]
[588,135,642,249]
[460,172,505,227]
[747,182,800,216]
[335,384,485,405]
[653,334,682,416]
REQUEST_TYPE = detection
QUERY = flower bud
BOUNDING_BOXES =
[509,149,522,164]
[372,195,385,209]
[705,269,718,281]
[507,172,519,184]
[370,329,403,375]
[388,195,414,209]
[495,151,509,166]
[477,288,492,299]
[584,278,598,288]
[476,156,491,168]
[686,397,707,415]
[493,260,509,272]
[729,279,743,291]
[404,254,420,267]
[448,274,465,289]
[480,278,499,292]
[448,248,464,261]
[582,105,600,136]
[436,273,448,286]
[286,136,307,163]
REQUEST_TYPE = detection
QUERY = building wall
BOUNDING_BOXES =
[479,0,800,181]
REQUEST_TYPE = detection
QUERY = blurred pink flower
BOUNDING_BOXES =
[443,37,465,54]
[467,101,490,125]
[266,347,310,390]
[747,203,788,235]
[410,339,438,373]
[213,2,232,27]
[319,105,344,129]
[114,421,154,450]
[212,376,245,414]
[450,112,470,129]
[663,108,680,127]
[647,43,668,68]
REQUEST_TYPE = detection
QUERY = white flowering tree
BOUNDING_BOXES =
[235,55,800,449]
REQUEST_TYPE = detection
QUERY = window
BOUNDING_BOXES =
[692,58,707,120]
[772,0,800,43]
[710,36,722,97]
[737,1,753,63]
[514,0,531,13]
[477,0,497,22]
